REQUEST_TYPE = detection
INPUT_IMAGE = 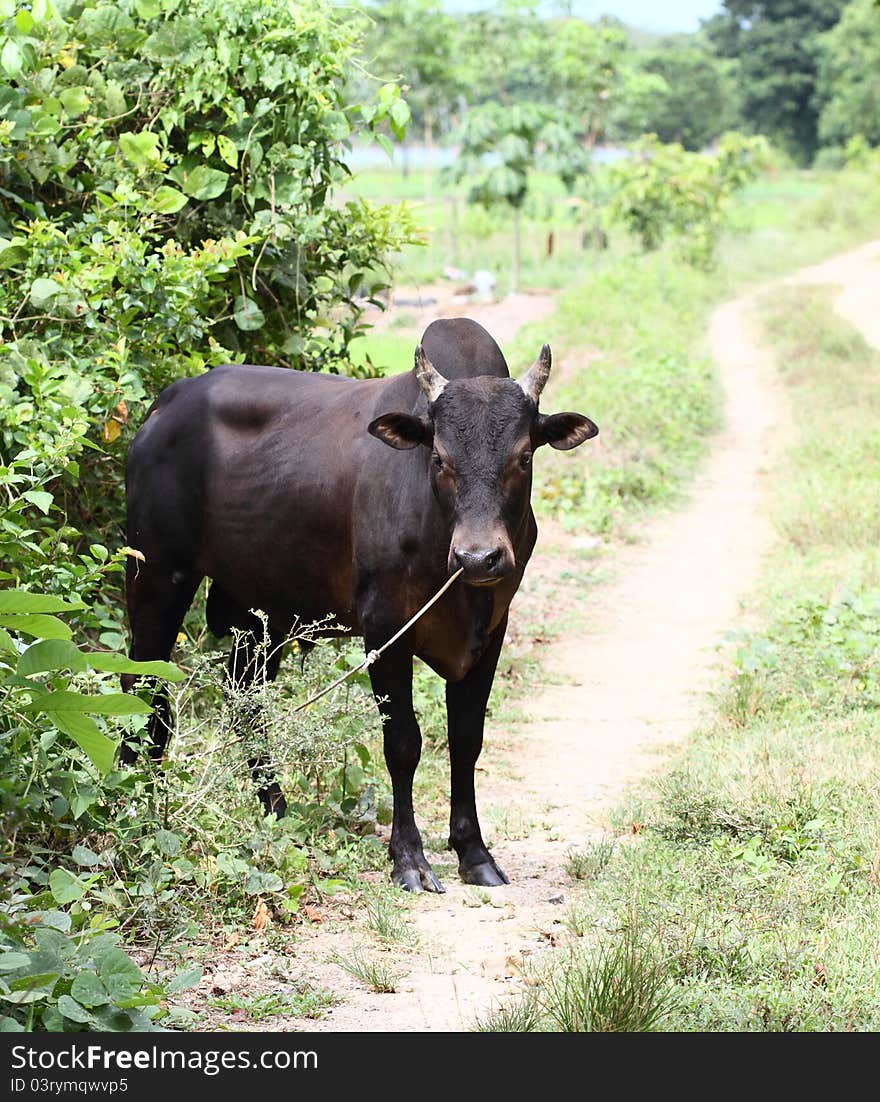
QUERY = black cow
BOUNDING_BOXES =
[122,318,598,892]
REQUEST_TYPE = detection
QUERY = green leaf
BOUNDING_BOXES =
[168,965,203,994]
[70,972,109,1009]
[59,87,90,118]
[0,614,72,640]
[15,10,34,33]
[181,164,228,201]
[282,883,304,913]
[0,1016,24,1032]
[84,652,184,681]
[0,592,81,614]
[98,948,142,1003]
[149,186,188,214]
[119,130,160,171]
[233,295,265,331]
[144,18,206,64]
[49,868,86,905]
[155,829,182,857]
[0,243,27,269]
[72,845,101,867]
[49,712,117,776]
[27,690,151,716]
[22,490,53,514]
[244,869,283,895]
[389,99,411,142]
[217,134,238,168]
[0,628,17,654]
[4,972,60,1005]
[0,38,22,78]
[30,910,71,933]
[17,639,87,676]
[104,81,126,116]
[0,1,15,19]
[29,277,63,308]
[57,994,92,1024]
[69,783,98,819]
[135,0,161,18]
[0,953,30,972]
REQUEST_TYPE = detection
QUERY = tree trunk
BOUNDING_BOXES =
[424,103,433,203]
[511,206,521,295]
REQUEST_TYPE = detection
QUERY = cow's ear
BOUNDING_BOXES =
[535,412,599,451]
[368,412,433,450]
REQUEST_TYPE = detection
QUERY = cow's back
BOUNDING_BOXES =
[126,364,407,631]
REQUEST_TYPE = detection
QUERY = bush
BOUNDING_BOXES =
[0,909,184,1032]
[0,0,419,597]
[607,132,770,267]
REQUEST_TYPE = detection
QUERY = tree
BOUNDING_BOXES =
[453,1,548,108]
[445,102,586,292]
[816,0,880,149]
[608,132,770,267]
[635,41,739,150]
[706,0,847,163]
[357,0,458,187]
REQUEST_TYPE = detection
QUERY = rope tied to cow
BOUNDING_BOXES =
[293,567,465,713]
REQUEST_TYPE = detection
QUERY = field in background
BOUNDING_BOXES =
[342,164,880,544]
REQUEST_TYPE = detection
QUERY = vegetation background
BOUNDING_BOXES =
[1,0,879,1032]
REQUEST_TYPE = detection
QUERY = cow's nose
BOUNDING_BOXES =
[453,546,506,580]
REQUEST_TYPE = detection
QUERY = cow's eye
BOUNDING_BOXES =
[433,454,444,472]
[519,451,532,470]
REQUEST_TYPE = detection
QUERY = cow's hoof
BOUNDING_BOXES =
[460,861,509,887]
[393,867,446,894]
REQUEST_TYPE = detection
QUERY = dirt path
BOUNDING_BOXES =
[787,239,880,351]
[189,242,880,1033]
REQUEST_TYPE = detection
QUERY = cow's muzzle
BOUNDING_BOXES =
[449,542,515,586]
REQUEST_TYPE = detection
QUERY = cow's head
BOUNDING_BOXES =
[368,344,598,585]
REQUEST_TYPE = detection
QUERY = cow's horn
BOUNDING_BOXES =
[414,345,448,402]
[518,344,552,403]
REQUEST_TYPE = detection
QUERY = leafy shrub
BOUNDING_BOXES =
[726,589,880,717]
[0,908,192,1032]
[608,132,770,267]
[0,0,419,600]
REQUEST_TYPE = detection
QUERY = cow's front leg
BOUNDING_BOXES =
[367,638,444,893]
[446,613,509,887]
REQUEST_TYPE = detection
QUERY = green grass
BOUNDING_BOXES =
[364,892,419,946]
[565,837,616,881]
[473,924,678,1032]
[521,288,880,1032]
[331,948,402,993]
[348,331,415,376]
[208,983,337,1022]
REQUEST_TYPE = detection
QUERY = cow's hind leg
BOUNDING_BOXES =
[120,560,201,764]
[226,626,288,818]
[367,636,443,893]
[445,612,509,887]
